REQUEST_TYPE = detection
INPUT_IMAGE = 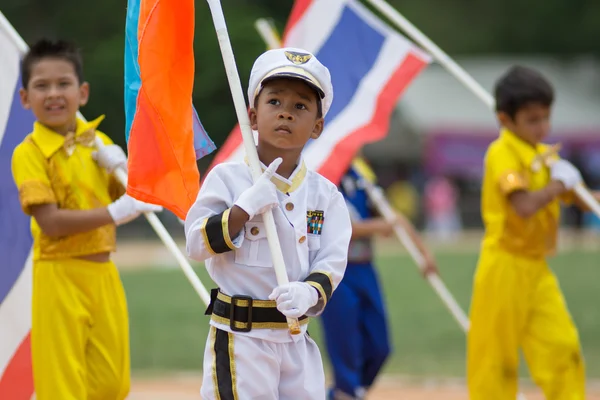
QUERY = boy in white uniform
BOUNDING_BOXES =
[185,48,352,399]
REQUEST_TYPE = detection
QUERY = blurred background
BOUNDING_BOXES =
[5,0,600,233]
[3,0,600,396]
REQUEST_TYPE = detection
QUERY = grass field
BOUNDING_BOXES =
[120,244,600,382]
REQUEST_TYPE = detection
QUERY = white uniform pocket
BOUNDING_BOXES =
[307,235,321,251]
[235,221,273,268]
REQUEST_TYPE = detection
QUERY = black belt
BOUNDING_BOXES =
[205,288,309,333]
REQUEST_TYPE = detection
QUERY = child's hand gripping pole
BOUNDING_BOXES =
[535,144,600,219]
[93,137,211,306]
[362,179,471,332]
[205,0,301,335]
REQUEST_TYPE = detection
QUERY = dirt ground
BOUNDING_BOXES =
[129,374,600,399]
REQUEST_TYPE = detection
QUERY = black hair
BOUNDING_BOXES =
[494,65,554,119]
[21,38,84,88]
[254,78,323,119]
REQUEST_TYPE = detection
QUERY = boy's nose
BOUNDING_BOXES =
[47,85,61,97]
[278,111,294,121]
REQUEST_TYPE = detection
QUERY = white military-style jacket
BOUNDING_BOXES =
[185,158,352,342]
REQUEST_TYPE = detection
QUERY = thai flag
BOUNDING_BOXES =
[209,0,431,185]
[0,13,36,400]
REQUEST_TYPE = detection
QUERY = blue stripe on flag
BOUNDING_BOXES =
[315,5,385,123]
[123,0,141,142]
[192,107,216,159]
[0,76,35,304]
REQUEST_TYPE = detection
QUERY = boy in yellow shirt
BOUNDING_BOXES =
[467,65,592,399]
[11,39,161,400]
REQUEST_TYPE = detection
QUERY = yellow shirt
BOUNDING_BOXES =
[11,116,124,261]
[480,128,570,258]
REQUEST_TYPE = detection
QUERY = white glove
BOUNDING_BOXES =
[107,194,163,226]
[550,159,582,189]
[269,282,319,319]
[92,145,127,173]
[234,157,282,219]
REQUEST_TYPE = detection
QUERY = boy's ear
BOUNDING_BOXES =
[310,118,324,140]
[249,108,258,131]
[19,88,30,110]
[497,111,515,129]
[79,82,90,107]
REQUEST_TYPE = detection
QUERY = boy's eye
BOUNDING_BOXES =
[59,81,71,87]
[34,83,47,89]
[268,99,280,106]
[295,103,307,110]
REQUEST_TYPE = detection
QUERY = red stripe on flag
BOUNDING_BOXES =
[0,333,34,399]
[208,125,242,169]
[317,52,428,185]
[282,0,313,41]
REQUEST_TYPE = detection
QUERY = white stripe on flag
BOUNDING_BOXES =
[0,30,21,144]
[284,0,347,54]
[0,251,32,378]
[303,36,414,171]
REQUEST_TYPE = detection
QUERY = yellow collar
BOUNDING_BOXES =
[500,128,550,172]
[246,157,308,193]
[31,115,105,158]
[271,160,307,193]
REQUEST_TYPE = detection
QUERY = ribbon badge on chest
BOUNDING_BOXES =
[307,210,324,235]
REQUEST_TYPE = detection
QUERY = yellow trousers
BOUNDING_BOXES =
[467,247,585,399]
[32,258,130,400]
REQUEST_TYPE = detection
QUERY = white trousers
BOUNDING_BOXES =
[200,326,326,400]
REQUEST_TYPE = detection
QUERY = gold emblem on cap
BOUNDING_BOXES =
[284,51,312,65]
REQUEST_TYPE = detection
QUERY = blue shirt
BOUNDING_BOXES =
[339,167,375,263]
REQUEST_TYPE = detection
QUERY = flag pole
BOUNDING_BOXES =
[205,0,301,335]
[254,18,281,50]
[0,11,211,306]
[365,0,600,222]
[364,0,494,108]
[363,182,470,329]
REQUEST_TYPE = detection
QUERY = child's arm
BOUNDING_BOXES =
[185,159,281,262]
[350,217,394,238]
[185,169,241,262]
[350,214,438,275]
[487,145,580,218]
[30,194,162,238]
[394,212,439,276]
[30,203,113,237]
[508,181,566,218]
[509,159,582,218]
